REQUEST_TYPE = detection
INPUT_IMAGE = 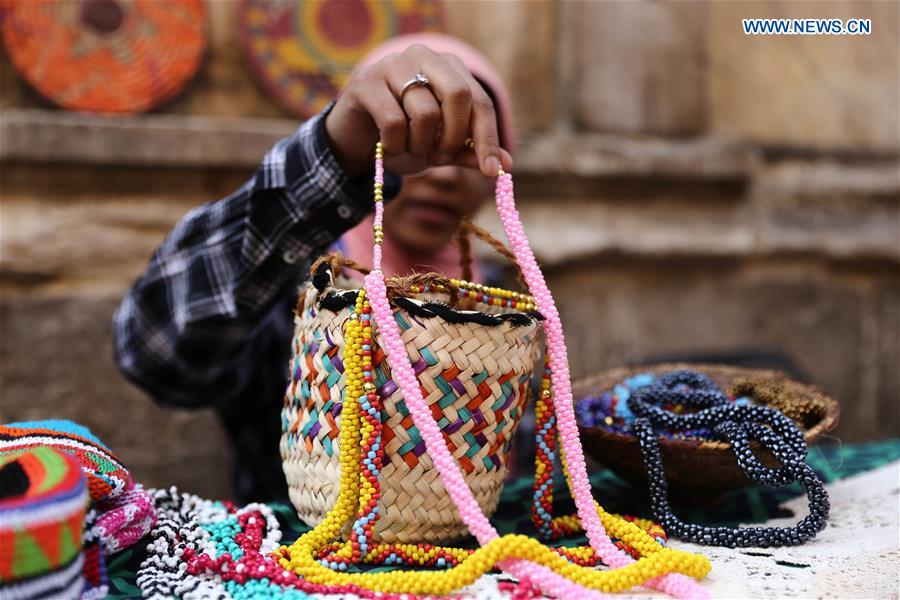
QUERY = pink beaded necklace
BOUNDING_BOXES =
[363,146,708,599]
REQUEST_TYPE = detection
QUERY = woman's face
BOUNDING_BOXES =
[384,165,493,254]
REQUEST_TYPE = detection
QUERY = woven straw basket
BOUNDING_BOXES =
[280,223,543,543]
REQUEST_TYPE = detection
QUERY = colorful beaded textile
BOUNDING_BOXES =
[0,446,88,599]
[1,420,131,502]
[138,485,543,600]
[0,420,156,598]
[278,143,712,598]
[629,370,830,547]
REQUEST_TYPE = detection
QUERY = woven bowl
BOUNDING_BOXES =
[574,363,840,496]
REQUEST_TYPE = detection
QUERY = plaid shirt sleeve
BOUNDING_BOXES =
[112,104,388,407]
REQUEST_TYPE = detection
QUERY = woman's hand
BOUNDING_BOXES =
[325,43,513,178]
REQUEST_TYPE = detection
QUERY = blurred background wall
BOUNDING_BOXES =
[1,0,898,500]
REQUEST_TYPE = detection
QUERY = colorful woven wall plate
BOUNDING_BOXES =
[238,0,445,118]
[0,0,207,114]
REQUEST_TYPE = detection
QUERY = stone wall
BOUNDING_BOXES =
[1,0,897,500]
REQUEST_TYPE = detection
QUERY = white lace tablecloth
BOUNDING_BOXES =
[661,460,900,599]
[454,460,900,600]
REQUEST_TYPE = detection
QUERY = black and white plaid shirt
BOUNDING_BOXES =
[112,105,400,501]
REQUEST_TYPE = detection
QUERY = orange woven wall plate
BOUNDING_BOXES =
[1,0,207,114]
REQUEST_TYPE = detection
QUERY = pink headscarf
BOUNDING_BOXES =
[340,33,516,280]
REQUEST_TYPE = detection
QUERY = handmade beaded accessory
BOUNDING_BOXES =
[1,420,156,598]
[139,485,543,600]
[0,446,88,599]
[278,143,712,598]
[532,359,665,552]
[628,370,830,547]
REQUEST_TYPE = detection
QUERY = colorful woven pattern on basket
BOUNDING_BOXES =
[281,280,540,543]
[286,296,530,472]
[0,446,87,599]
[380,367,529,475]
[285,324,345,457]
[0,421,156,599]
[0,0,207,113]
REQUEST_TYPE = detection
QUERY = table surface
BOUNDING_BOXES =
[105,440,900,598]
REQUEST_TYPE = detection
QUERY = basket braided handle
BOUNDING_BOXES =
[364,142,707,599]
[311,217,525,291]
[455,218,528,289]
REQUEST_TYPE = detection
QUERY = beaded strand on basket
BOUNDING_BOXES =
[312,300,606,571]
[318,143,709,595]
[493,166,708,598]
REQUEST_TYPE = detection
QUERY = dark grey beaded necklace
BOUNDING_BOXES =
[630,370,830,548]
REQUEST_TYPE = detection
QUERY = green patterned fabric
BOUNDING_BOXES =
[106,440,900,597]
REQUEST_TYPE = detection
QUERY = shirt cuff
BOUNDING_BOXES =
[255,101,402,232]
[313,102,403,212]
